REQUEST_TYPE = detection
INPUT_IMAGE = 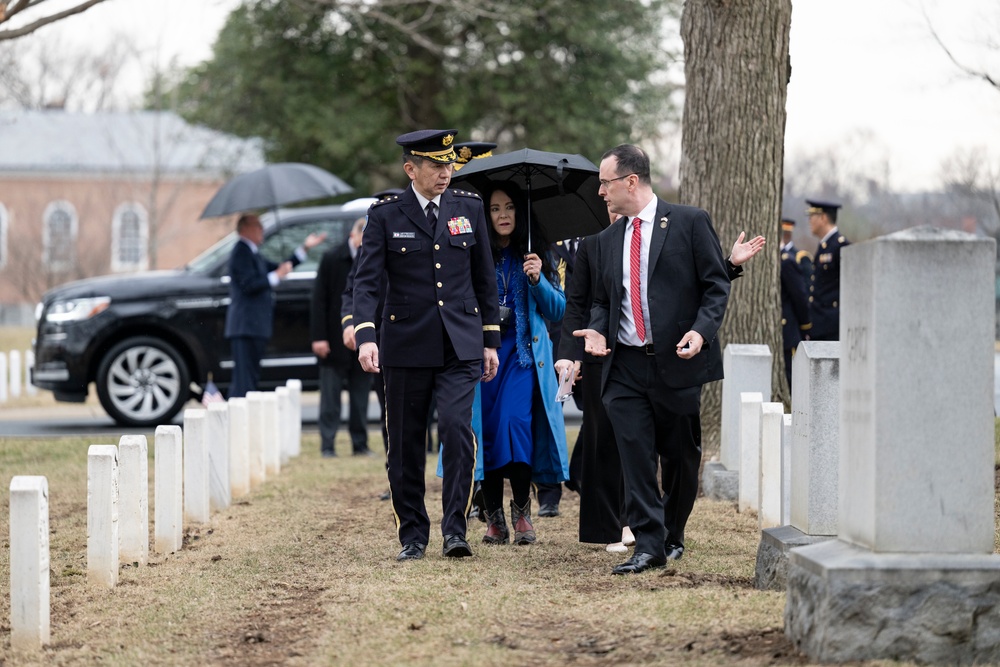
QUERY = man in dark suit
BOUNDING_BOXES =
[575,144,731,574]
[780,218,812,389]
[352,129,501,562]
[311,217,373,458]
[225,213,325,398]
[806,199,849,341]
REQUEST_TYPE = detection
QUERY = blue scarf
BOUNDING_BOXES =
[496,250,533,369]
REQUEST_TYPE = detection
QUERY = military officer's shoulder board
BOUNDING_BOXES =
[450,189,481,200]
[795,250,811,264]
[371,195,400,208]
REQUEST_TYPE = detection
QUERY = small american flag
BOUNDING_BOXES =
[201,378,224,406]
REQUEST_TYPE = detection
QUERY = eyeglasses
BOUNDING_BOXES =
[599,174,634,188]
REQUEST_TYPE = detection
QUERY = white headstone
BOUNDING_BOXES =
[721,345,772,471]
[276,386,292,465]
[9,476,50,649]
[228,397,250,498]
[207,402,231,512]
[790,341,840,536]
[758,402,784,529]
[87,444,119,588]
[262,392,281,476]
[25,350,37,396]
[0,352,8,402]
[839,228,995,553]
[738,392,763,513]
[154,425,183,554]
[781,413,792,527]
[286,379,302,457]
[117,435,149,565]
[183,409,210,524]
[246,392,266,488]
[9,348,21,398]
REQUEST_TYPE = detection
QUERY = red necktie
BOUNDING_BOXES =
[630,217,645,343]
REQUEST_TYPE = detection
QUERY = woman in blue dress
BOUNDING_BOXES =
[479,182,569,545]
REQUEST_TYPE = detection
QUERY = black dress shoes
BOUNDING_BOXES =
[442,534,473,558]
[611,551,666,575]
[396,543,426,561]
[537,503,560,517]
[665,541,684,561]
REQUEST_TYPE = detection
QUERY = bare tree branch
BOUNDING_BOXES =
[0,0,109,41]
[922,3,999,93]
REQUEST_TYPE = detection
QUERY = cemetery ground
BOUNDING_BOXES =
[0,431,998,667]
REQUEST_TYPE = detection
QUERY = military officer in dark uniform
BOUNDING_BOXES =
[806,199,849,341]
[352,129,501,562]
[780,218,811,389]
[781,217,813,280]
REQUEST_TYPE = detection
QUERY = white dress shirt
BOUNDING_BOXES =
[618,196,658,346]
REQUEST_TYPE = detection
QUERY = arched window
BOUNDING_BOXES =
[0,203,8,270]
[43,200,77,271]
[111,202,149,272]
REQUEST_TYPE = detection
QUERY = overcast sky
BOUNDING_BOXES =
[19,0,1000,193]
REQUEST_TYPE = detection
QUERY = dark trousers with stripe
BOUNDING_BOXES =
[602,346,702,559]
[383,337,479,547]
[228,336,268,398]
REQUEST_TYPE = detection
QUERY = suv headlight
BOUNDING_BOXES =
[45,297,112,323]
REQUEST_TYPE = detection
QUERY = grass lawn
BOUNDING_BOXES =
[5,427,993,666]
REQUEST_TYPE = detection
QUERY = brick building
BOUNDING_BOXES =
[0,110,264,323]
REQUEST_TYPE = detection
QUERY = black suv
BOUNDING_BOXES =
[31,203,371,427]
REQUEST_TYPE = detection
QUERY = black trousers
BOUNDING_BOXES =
[578,360,625,544]
[228,336,268,398]
[383,337,479,547]
[318,362,372,454]
[603,346,702,559]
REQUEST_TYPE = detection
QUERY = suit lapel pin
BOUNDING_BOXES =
[660,217,668,228]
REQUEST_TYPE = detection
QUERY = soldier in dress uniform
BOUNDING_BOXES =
[452,141,496,171]
[806,199,849,341]
[352,129,501,562]
[780,218,811,389]
[781,217,813,279]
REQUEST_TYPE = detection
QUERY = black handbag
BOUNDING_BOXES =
[498,305,512,333]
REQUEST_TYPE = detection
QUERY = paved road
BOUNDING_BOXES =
[0,391,582,437]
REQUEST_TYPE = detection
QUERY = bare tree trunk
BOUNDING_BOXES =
[679,0,792,453]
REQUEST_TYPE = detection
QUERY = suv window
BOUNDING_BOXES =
[261,215,357,273]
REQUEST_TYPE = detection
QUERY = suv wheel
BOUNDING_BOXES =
[96,336,190,427]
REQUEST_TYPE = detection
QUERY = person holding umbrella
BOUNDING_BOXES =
[226,213,326,398]
[477,182,569,546]
[352,129,501,562]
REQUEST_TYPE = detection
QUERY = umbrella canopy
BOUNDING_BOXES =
[449,148,609,248]
[200,162,353,219]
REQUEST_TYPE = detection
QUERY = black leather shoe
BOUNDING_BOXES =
[396,543,426,561]
[537,503,560,517]
[665,541,684,561]
[611,552,666,575]
[442,534,473,558]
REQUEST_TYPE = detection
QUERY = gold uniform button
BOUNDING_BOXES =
[808,296,814,302]
[781,318,787,325]
[434,244,440,250]
[438,300,444,306]
[538,361,545,368]
[462,241,467,247]
[475,307,479,313]
[437,282,443,288]
[435,263,441,269]
[832,300,838,308]
[390,315,396,321]
[810,286,814,292]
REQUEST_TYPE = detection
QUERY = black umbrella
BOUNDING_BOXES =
[200,162,353,219]
[449,148,609,251]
